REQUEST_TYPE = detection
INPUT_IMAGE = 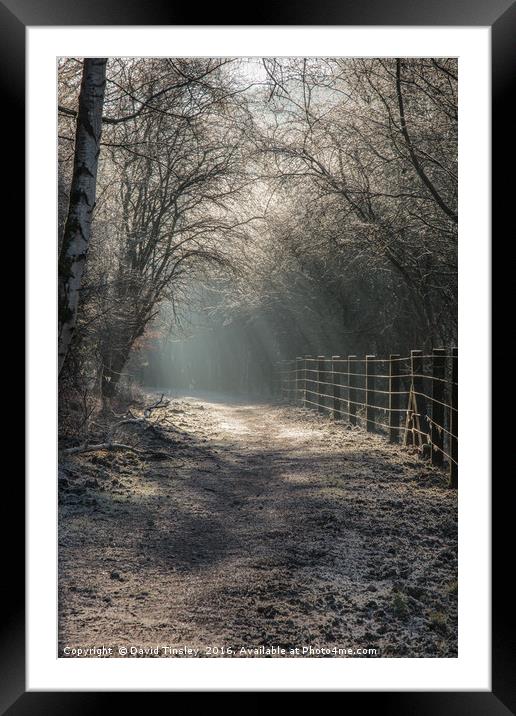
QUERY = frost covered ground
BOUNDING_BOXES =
[58,393,458,658]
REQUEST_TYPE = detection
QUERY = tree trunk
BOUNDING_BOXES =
[101,351,129,401]
[58,58,107,375]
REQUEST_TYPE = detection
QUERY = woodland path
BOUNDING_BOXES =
[58,393,458,658]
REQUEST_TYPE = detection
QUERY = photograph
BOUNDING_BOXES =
[57,55,459,660]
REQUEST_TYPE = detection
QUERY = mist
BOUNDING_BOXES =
[57,56,459,661]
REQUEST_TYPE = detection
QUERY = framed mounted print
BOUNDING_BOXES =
[6,0,512,709]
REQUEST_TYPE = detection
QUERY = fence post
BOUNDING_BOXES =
[404,355,414,446]
[302,356,308,407]
[295,356,303,405]
[366,355,376,432]
[449,347,458,488]
[317,356,325,413]
[431,348,446,466]
[411,349,429,456]
[389,354,400,443]
[303,356,312,408]
[284,362,289,402]
[348,355,357,425]
[332,356,341,418]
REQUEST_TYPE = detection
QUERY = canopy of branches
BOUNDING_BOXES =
[58,56,457,413]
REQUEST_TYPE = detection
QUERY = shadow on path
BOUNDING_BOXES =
[58,393,458,657]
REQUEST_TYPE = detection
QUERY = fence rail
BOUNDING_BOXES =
[273,348,458,488]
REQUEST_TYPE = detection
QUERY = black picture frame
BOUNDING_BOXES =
[6,0,511,709]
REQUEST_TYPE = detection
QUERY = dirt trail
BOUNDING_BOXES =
[58,394,458,658]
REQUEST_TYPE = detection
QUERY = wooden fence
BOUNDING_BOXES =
[273,349,458,488]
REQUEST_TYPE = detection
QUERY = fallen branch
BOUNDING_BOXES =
[64,442,145,455]
[144,393,170,418]
[63,442,172,460]
[63,393,173,457]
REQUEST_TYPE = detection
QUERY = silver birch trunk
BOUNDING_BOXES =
[58,58,107,375]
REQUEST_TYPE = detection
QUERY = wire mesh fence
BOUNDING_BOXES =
[273,349,458,488]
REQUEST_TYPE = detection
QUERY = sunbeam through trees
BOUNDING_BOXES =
[58,56,458,660]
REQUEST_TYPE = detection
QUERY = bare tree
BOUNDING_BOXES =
[247,57,457,349]
[87,59,250,402]
[56,56,458,430]
[58,58,107,375]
